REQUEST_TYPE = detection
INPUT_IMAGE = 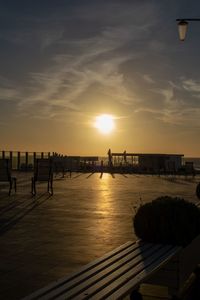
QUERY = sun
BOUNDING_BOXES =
[94,114,115,134]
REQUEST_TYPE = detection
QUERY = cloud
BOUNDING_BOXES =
[132,78,200,128]
[143,74,155,84]
[182,79,200,93]
[0,1,178,125]
[14,7,156,119]
[0,87,20,101]
[152,86,174,104]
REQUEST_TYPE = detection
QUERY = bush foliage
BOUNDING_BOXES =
[133,196,200,247]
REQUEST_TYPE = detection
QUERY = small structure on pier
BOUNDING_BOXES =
[107,149,184,173]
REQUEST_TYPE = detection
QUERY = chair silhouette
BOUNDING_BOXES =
[0,159,17,195]
[31,159,53,195]
[185,161,195,177]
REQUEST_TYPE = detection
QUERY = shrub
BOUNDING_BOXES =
[133,196,200,247]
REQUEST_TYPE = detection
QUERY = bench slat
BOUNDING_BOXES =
[92,246,181,300]
[22,242,182,300]
[22,241,140,300]
[41,243,153,300]
[39,243,156,300]
[56,244,162,300]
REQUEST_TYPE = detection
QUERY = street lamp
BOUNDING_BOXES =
[176,18,200,197]
[176,18,200,41]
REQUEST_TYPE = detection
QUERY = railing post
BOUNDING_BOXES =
[17,152,20,170]
[26,152,28,171]
[10,151,13,169]
[33,152,36,169]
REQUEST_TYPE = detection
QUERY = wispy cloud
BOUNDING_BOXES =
[3,0,197,130]
[182,79,200,93]
[0,87,20,101]
[13,5,157,120]
[143,74,155,84]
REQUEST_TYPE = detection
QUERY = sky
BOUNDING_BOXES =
[1,0,200,156]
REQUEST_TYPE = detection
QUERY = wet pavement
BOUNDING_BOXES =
[0,172,199,299]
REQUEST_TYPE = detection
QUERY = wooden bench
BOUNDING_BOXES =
[23,241,181,300]
[23,203,200,300]
[0,158,17,195]
[31,159,53,195]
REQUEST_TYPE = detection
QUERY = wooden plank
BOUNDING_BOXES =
[22,241,141,300]
[43,244,160,300]
[140,284,170,300]
[147,230,200,290]
[96,246,181,300]
[55,245,178,300]
[196,201,200,207]
[22,241,183,300]
[145,255,179,289]
[155,259,179,271]
[145,271,179,289]
[179,233,200,285]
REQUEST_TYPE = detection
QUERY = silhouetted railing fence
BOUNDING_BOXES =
[0,151,51,171]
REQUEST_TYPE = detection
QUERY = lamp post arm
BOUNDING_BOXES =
[176,18,200,21]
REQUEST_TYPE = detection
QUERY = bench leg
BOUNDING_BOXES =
[8,179,12,196]
[13,178,17,193]
[48,179,53,195]
[50,179,53,195]
[130,287,143,300]
[31,178,36,195]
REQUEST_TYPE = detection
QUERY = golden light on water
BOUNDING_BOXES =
[97,173,113,214]
[94,114,115,134]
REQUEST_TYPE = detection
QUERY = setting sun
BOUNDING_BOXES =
[94,114,115,134]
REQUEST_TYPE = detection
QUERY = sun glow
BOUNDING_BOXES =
[94,114,115,134]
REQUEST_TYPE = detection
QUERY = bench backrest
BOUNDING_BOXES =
[0,159,11,181]
[145,201,200,294]
[34,159,53,181]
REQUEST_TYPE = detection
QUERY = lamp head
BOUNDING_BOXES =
[177,20,188,41]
